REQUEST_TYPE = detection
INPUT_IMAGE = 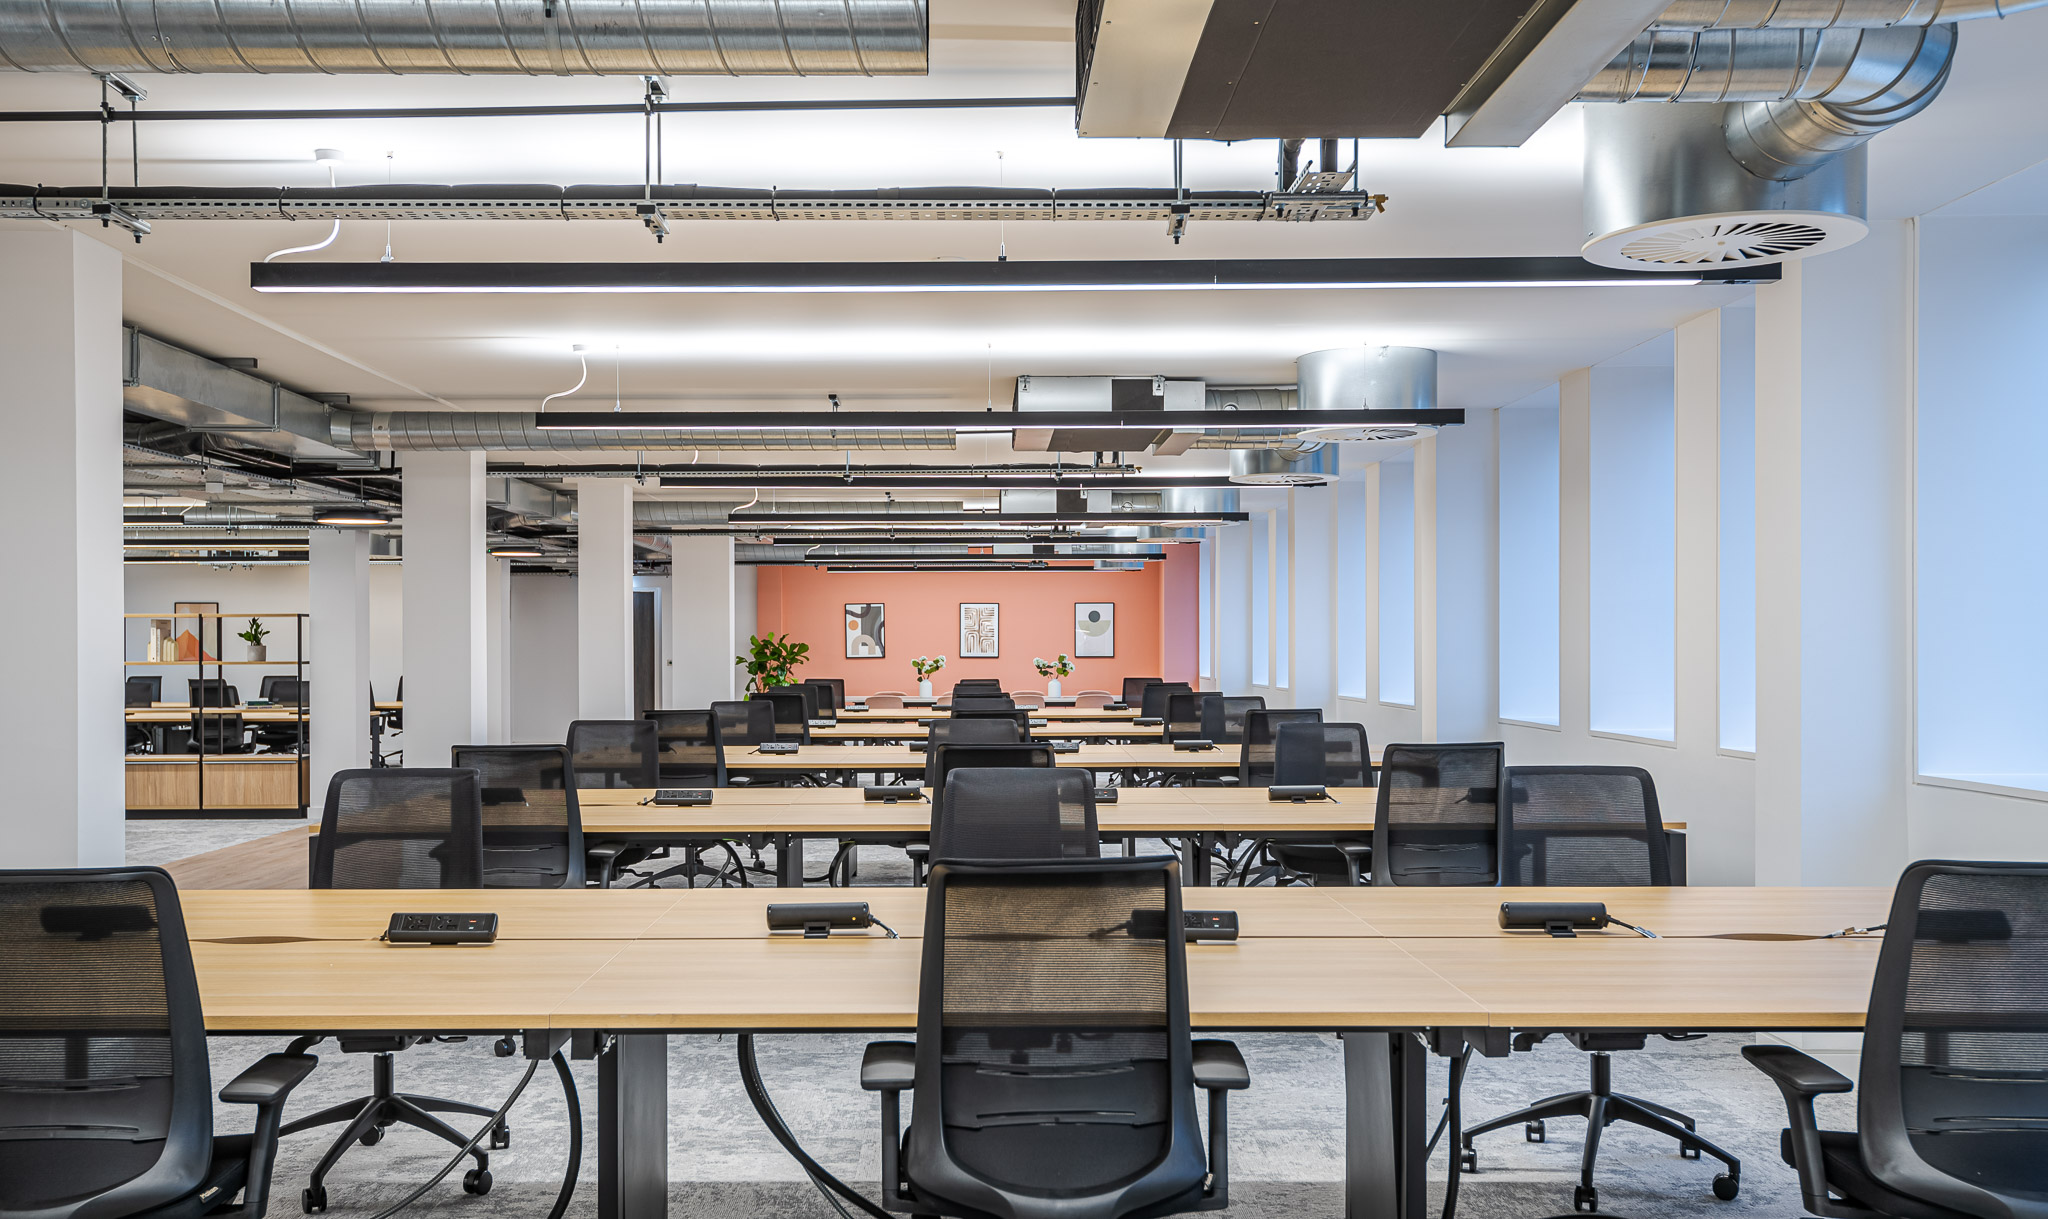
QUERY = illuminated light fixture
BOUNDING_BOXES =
[487,544,548,558]
[314,508,392,526]
[251,257,1772,295]
[534,409,1460,433]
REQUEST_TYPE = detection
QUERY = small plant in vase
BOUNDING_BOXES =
[1032,654,1075,698]
[236,618,269,663]
[911,654,946,698]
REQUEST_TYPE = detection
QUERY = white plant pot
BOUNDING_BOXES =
[1046,678,1062,698]
[246,644,266,663]
[918,679,934,697]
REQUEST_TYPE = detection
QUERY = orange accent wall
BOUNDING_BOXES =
[756,566,1165,696]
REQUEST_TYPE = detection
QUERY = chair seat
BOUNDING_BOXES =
[127,1134,253,1219]
[1779,1130,1974,1219]
[1270,841,1371,885]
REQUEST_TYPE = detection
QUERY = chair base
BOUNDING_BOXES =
[1461,1052,1740,1214]
[279,1050,500,1212]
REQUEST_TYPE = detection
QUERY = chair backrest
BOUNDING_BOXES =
[451,745,585,889]
[311,768,484,889]
[1141,681,1193,720]
[1238,708,1324,786]
[1502,766,1667,887]
[865,692,906,709]
[643,709,723,785]
[952,679,1003,696]
[0,867,214,1219]
[258,675,307,705]
[949,696,1016,713]
[187,678,236,708]
[1200,694,1265,744]
[1164,692,1205,741]
[710,700,778,754]
[749,689,811,743]
[1274,721,1374,788]
[1073,691,1115,709]
[1008,691,1046,708]
[802,677,844,714]
[187,712,245,753]
[125,675,162,707]
[932,768,1101,863]
[1122,677,1163,707]
[911,858,1204,1214]
[1370,743,1506,887]
[930,742,1054,798]
[566,719,658,789]
[925,717,1023,787]
[950,709,1032,738]
[1855,860,2048,1219]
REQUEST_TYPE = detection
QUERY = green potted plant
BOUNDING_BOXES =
[1031,653,1075,698]
[735,633,810,693]
[237,617,269,663]
[910,654,946,698]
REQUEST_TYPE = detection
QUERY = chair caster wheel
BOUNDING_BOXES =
[302,1186,327,1213]
[1458,1148,1477,1173]
[1574,1185,1598,1212]
[463,1169,492,1196]
[490,1121,511,1150]
[1526,1119,1547,1143]
[1713,1173,1740,1201]
[358,1125,382,1146]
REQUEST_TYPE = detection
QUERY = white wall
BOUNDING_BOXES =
[510,572,579,744]
[124,562,404,697]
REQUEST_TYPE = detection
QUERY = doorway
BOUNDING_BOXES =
[633,589,658,715]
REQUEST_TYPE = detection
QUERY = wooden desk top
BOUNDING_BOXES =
[839,707,1136,722]
[127,706,307,723]
[722,743,1136,770]
[810,722,1164,742]
[1327,886,1889,939]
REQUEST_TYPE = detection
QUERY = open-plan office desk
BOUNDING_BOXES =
[809,721,1165,742]
[182,885,1889,1219]
[719,741,1288,783]
[837,706,1138,722]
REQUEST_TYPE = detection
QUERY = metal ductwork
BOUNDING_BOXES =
[636,500,965,526]
[0,0,926,75]
[353,414,955,451]
[1227,347,1439,486]
[1577,23,1956,267]
[123,328,367,463]
[1650,0,2046,28]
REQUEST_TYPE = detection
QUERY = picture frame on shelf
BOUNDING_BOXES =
[959,602,999,658]
[1075,602,1116,657]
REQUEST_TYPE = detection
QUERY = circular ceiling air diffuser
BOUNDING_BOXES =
[1582,210,1866,270]
[1230,446,1337,486]
[1294,424,1425,444]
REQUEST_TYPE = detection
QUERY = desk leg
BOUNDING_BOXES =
[1181,834,1213,886]
[1341,1032,1426,1219]
[598,1034,667,1219]
[776,834,805,887]
[1669,830,1688,885]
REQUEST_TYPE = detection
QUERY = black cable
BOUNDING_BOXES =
[546,1051,582,1219]
[364,1058,539,1219]
[736,1034,895,1219]
[1440,1047,1470,1219]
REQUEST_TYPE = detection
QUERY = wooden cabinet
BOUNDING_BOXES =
[126,757,308,814]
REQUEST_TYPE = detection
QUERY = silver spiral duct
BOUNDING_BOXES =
[1580,24,1958,181]
[346,413,955,451]
[1651,0,2045,28]
[637,500,963,525]
[0,0,926,75]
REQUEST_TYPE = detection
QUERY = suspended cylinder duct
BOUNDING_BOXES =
[0,0,927,75]
[349,413,954,451]
[1228,345,1438,486]
[635,500,964,526]
[1649,0,2046,28]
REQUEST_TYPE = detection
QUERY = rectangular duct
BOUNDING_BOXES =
[121,328,368,463]
[1011,375,1204,453]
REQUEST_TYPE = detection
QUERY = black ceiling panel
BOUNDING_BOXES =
[1168,0,1534,139]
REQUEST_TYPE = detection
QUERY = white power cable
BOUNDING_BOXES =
[264,152,342,263]
[540,345,589,412]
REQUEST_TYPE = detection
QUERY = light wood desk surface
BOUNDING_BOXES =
[1328,885,1890,939]
[810,722,1164,742]
[127,705,308,723]
[719,742,1276,772]
[839,707,1136,722]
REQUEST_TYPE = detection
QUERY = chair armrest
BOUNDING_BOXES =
[220,1053,319,1219]
[1192,1039,1250,1091]
[1333,840,1371,859]
[1742,1045,1866,1218]
[861,1041,916,1092]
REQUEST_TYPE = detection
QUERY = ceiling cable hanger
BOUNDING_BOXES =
[638,76,669,243]
[89,72,148,240]
[262,149,343,262]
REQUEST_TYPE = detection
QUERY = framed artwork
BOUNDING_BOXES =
[1074,602,1115,657]
[845,603,885,658]
[959,603,999,658]
[172,601,221,662]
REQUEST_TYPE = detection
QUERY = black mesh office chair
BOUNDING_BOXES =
[931,742,1055,798]
[932,768,1100,862]
[566,719,658,788]
[924,717,1023,788]
[950,708,1033,737]
[1461,767,1739,1210]
[802,677,843,717]
[258,676,305,704]
[1237,708,1323,786]
[451,745,586,889]
[297,769,497,1211]
[645,709,723,785]
[1164,692,1206,743]
[711,699,788,788]
[1370,743,1506,887]
[950,695,1017,713]
[861,858,1248,1219]
[250,678,308,754]
[1747,859,2048,1219]
[126,674,162,706]
[1117,676,1160,707]
[1200,695,1265,745]
[1141,681,1193,721]
[189,678,238,708]
[951,679,1004,698]
[188,711,253,754]
[749,688,813,743]
[0,866,319,1219]
[1262,722,1375,886]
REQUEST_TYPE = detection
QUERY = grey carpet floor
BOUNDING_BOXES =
[151,823,1849,1219]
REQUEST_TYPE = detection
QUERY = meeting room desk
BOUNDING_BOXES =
[566,785,1554,886]
[182,886,1885,1219]
[807,721,1165,742]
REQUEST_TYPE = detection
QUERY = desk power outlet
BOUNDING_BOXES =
[386,913,498,945]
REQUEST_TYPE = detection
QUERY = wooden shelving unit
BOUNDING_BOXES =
[123,611,309,818]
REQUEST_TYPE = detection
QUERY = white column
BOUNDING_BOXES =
[576,479,635,719]
[1290,487,1335,712]
[1557,369,1594,740]
[670,535,739,706]
[486,556,512,742]
[0,231,122,866]
[309,530,371,802]
[1433,409,1499,740]
[402,451,488,766]
[1362,463,1382,705]
[1411,435,1439,738]
[1753,232,1915,887]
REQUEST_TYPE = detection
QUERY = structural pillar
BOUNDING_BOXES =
[308,530,372,801]
[486,556,512,742]
[670,535,739,705]
[0,231,123,866]
[577,479,635,719]
[402,451,488,766]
